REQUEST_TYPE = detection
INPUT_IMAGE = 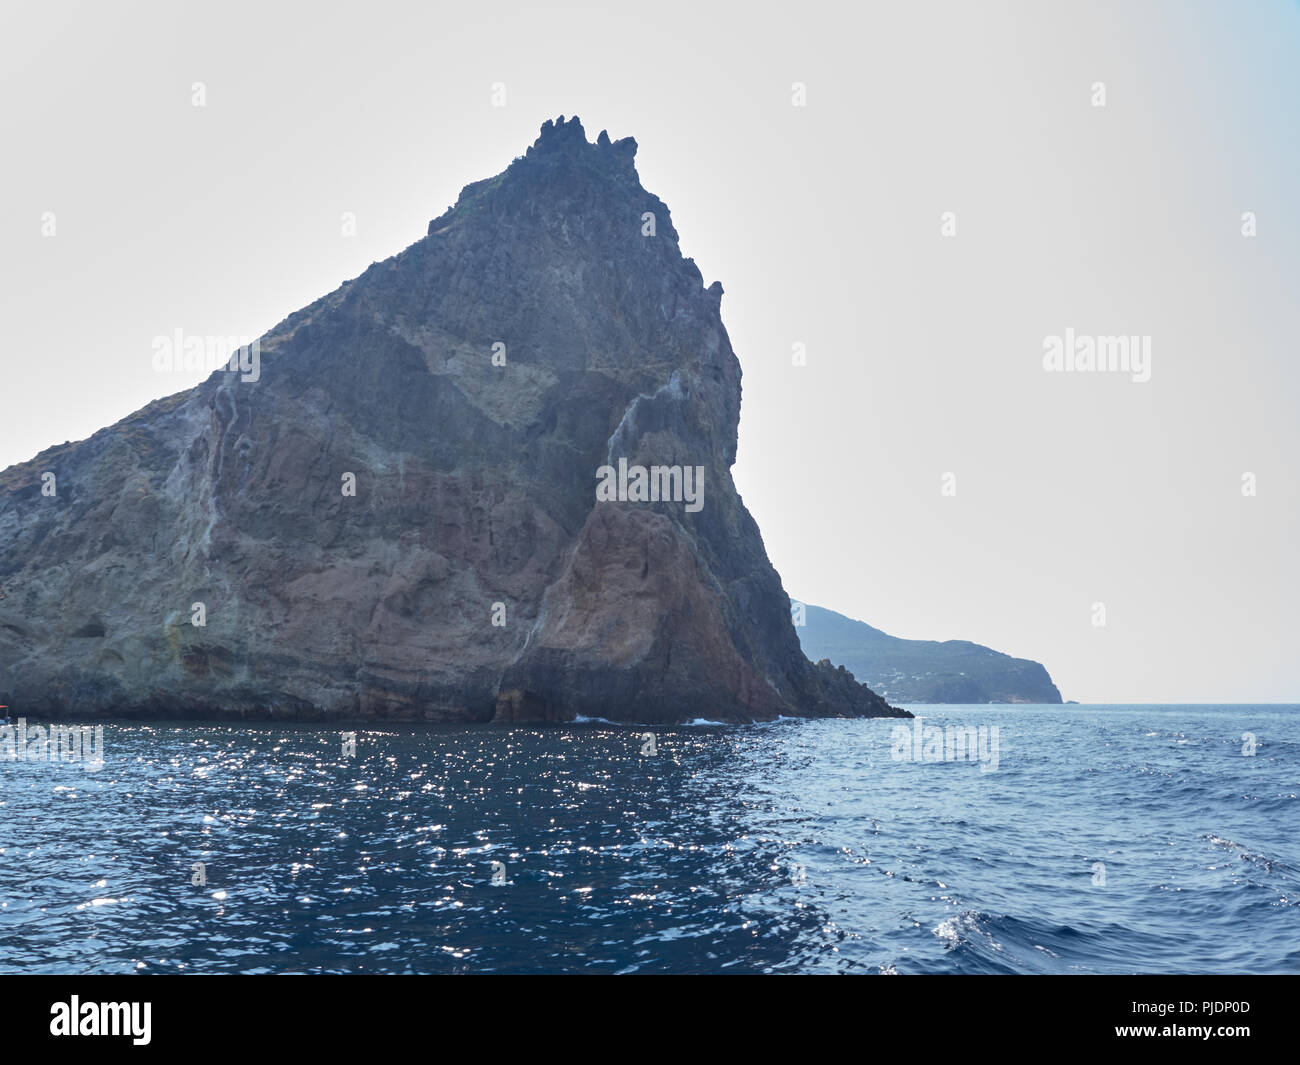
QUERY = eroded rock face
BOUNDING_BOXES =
[0,116,908,724]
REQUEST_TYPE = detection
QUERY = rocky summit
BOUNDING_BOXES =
[0,116,907,725]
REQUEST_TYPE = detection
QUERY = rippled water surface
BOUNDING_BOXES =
[1,705,1297,973]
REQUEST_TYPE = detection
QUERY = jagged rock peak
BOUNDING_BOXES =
[430,116,661,241]
[528,114,637,161]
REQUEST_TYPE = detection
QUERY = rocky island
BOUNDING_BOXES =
[0,117,907,725]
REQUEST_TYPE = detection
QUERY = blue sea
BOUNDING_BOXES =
[0,705,1296,974]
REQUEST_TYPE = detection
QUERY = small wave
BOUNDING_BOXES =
[924,910,1136,974]
[933,911,1002,952]
[1204,834,1300,878]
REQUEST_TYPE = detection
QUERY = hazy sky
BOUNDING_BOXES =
[2,1,1296,702]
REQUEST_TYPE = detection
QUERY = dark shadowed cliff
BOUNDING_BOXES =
[0,116,907,724]
[796,603,1062,704]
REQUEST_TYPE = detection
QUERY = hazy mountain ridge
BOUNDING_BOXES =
[796,602,1063,704]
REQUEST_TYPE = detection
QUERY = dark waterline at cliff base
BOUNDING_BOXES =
[1,704,1296,974]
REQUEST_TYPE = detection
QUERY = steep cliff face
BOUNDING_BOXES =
[0,116,907,724]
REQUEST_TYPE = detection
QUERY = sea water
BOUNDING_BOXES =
[0,705,1295,973]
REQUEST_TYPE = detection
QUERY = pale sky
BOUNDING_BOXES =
[2,0,1296,702]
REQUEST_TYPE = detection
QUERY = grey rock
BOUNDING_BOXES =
[0,117,908,724]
